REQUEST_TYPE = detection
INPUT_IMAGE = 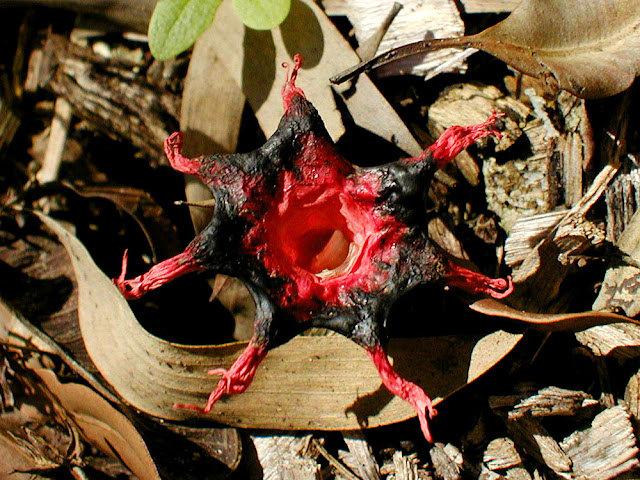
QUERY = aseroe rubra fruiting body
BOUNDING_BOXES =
[115,55,512,442]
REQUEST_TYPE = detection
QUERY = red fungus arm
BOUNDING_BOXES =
[174,340,268,413]
[445,260,513,299]
[164,132,203,176]
[409,112,504,169]
[366,345,437,443]
[282,54,306,111]
[114,249,202,300]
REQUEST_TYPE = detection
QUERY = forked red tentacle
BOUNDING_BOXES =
[281,54,306,111]
[174,341,268,413]
[366,345,437,443]
[164,131,202,177]
[409,111,504,168]
[114,248,202,299]
[445,260,514,299]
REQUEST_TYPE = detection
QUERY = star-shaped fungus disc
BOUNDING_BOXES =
[115,54,513,442]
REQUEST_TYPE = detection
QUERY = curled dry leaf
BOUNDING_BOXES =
[470,298,640,332]
[332,0,640,99]
[36,212,522,431]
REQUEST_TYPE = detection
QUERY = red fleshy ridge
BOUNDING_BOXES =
[114,249,202,299]
[282,54,306,111]
[445,260,513,299]
[173,341,268,413]
[367,345,436,443]
[419,111,504,168]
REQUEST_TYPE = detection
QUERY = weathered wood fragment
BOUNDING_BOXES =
[505,417,572,476]
[560,405,640,480]
[252,434,321,480]
[341,432,381,480]
[392,450,418,480]
[37,34,180,162]
[483,437,532,480]
[508,387,599,420]
[429,443,462,480]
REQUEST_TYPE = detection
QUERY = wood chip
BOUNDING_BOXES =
[392,450,418,480]
[504,211,567,267]
[429,443,462,480]
[505,417,572,476]
[625,368,640,421]
[41,34,179,162]
[36,96,73,184]
[483,437,523,471]
[560,405,640,480]
[508,387,599,420]
[593,204,640,318]
[252,434,321,480]
[509,158,620,312]
[341,432,381,480]
[575,323,640,358]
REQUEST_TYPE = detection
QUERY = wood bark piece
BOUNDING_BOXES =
[505,417,572,477]
[251,434,321,480]
[344,0,465,78]
[575,323,640,358]
[203,0,423,156]
[504,211,567,267]
[315,441,362,480]
[392,450,418,480]
[36,97,73,184]
[593,204,640,318]
[483,437,532,480]
[36,213,522,431]
[509,159,620,312]
[341,432,381,480]
[429,443,462,480]
[560,405,640,480]
[507,387,598,420]
[41,34,180,162]
[483,437,521,470]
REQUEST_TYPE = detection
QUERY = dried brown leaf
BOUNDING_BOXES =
[34,368,162,480]
[334,0,640,99]
[470,298,640,332]
[36,212,522,431]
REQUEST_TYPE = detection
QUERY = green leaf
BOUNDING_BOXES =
[148,0,223,60]
[233,0,291,30]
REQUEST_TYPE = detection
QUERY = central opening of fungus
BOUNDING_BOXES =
[297,228,351,274]
[278,192,358,279]
[260,176,370,282]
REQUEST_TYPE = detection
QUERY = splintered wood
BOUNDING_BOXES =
[32,34,180,162]
[486,387,640,480]
[560,406,639,480]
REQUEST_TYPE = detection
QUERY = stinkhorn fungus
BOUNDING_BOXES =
[115,54,513,442]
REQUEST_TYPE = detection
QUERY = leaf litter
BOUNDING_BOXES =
[2,0,640,478]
